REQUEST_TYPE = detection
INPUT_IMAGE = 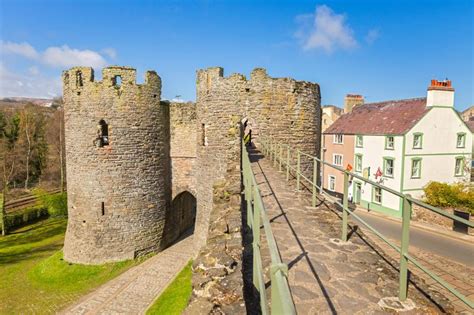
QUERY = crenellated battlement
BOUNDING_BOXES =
[197,66,319,90]
[62,66,161,95]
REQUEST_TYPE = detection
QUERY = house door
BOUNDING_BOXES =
[354,182,362,204]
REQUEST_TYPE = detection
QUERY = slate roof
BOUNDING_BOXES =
[324,98,430,135]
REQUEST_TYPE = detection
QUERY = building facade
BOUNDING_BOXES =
[322,105,343,132]
[323,80,472,217]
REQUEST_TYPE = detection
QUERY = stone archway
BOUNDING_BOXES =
[172,191,197,236]
[163,190,197,248]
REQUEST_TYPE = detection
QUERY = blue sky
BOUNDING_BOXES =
[0,0,472,110]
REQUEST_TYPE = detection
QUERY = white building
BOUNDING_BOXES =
[324,80,472,217]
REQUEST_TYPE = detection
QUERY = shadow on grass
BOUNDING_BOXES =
[0,220,66,251]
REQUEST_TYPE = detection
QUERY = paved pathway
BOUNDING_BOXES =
[61,236,195,315]
[250,150,453,314]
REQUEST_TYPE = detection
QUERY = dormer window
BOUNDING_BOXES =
[94,120,109,147]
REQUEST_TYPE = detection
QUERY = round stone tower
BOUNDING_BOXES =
[62,66,171,264]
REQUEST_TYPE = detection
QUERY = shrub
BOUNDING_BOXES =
[1,206,49,233]
[424,182,474,215]
[33,189,68,217]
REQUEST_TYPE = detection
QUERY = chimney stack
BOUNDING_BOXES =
[426,79,454,107]
[344,94,364,113]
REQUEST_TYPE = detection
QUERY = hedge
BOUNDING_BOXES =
[1,206,49,233]
[424,182,474,215]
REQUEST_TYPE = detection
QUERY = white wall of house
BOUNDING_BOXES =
[403,107,472,198]
[354,135,403,214]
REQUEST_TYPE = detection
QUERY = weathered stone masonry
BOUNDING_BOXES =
[186,67,321,311]
[193,67,322,248]
[62,66,321,275]
[62,66,171,264]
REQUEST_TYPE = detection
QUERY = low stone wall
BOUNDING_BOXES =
[184,176,246,314]
[411,204,473,236]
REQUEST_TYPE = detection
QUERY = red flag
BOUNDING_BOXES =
[346,164,353,172]
[375,167,383,179]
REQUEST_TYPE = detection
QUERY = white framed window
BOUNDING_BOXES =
[413,133,423,149]
[333,154,343,166]
[383,158,394,177]
[455,157,464,176]
[355,154,362,172]
[328,175,336,191]
[373,187,382,204]
[456,133,466,148]
[333,134,343,144]
[411,158,421,178]
[385,136,394,150]
[356,135,363,147]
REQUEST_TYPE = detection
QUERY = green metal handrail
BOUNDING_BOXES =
[260,136,473,309]
[241,139,296,315]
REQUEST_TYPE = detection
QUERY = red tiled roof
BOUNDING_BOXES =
[324,98,430,135]
[466,120,474,133]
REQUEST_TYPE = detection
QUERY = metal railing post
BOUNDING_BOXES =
[279,145,283,172]
[252,187,260,286]
[399,195,412,301]
[296,150,301,191]
[341,171,349,242]
[312,158,317,207]
[286,146,290,181]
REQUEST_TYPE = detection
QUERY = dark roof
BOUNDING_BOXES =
[466,120,474,133]
[324,98,430,135]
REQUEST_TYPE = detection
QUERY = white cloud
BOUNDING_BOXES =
[102,48,117,59]
[0,41,113,68]
[28,66,40,76]
[0,41,40,59]
[0,42,116,97]
[0,63,61,98]
[296,5,357,53]
[365,29,380,44]
[42,45,107,68]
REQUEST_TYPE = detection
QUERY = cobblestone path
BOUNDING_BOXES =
[250,150,453,314]
[61,236,195,315]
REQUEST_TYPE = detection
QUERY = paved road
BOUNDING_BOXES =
[351,210,474,267]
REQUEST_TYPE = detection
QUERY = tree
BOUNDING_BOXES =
[18,105,48,189]
[0,112,21,235]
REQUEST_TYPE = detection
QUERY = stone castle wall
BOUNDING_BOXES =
[61,65,321,265]
[62,66,171,264]
[169,101,197,198]
[193,67,321,248]
[165,101,198,244]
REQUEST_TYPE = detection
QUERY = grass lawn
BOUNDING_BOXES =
[0,218,140,314]
[146,260,193,315]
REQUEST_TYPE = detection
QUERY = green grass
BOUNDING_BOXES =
[0,218,140,314]
[146,260,193,315]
